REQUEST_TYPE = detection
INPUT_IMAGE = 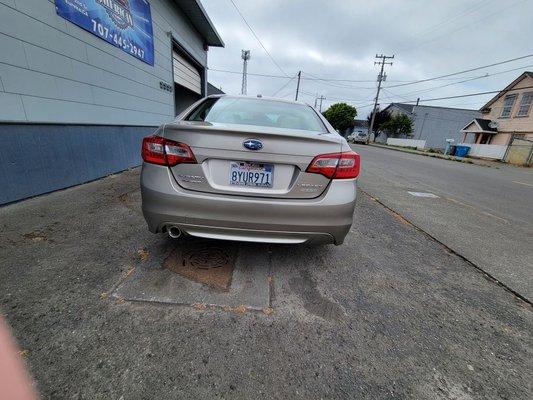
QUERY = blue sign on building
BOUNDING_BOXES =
[55,0,155,65]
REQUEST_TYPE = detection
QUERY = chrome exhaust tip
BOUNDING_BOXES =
[168,226,181,239]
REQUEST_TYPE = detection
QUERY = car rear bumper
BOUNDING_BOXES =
[140,163,357,245]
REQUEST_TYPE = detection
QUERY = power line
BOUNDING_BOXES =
[326,83,533,111]
[229,0,289,77]
[302,71,399,84]
[271,74,297,96]
[404,85,533,104]
[210,68,408,85]
[356,64,533,106]
[384,53,533,89]
[303,74,490,84]
[358,103,380,109]
[381,88,411,103]
[411,0,490,39]
[209,53,533,110]
[389,74,490,98]
[295,73,533,109]
[318,94,374,103]
[302,88,379,106]
[385,63,533,99]
[209,68,288,79]
[398,0,494,52]
[405,0,528,52]
[209,63,529,89]
[301,71,376,90]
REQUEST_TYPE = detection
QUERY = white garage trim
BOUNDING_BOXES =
[173,50,202,95]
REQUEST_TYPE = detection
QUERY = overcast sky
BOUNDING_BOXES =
[201,0,533,117]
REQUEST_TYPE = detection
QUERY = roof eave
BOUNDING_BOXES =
[480,71,533,110]
[460,129,497,134]
[174,0,225,48]
[460,118,497,133]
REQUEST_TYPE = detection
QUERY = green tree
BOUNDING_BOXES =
[381,114,413,137]
[367,108,392,141]
[322,103,357,133]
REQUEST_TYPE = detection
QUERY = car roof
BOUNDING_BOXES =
[206,94,311,107]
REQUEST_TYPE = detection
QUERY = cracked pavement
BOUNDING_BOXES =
[0,168,532,399]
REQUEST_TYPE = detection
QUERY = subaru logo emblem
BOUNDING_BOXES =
[243,139,263,151]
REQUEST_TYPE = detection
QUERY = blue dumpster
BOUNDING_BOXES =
[454,145,470,157]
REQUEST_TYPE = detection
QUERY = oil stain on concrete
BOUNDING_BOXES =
[290,269,346,322]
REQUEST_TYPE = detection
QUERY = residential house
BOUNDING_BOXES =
[382,103,481,149]
[461,72,533,145]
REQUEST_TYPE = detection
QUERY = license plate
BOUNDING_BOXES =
[229,161,274,188]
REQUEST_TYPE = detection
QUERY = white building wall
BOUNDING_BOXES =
[387,138,426,149]
[0,0,207,126]
[459,144,507,160]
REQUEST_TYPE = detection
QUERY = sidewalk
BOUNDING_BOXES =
[366,143,503,168]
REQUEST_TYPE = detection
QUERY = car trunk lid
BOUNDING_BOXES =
[162,121,342,199]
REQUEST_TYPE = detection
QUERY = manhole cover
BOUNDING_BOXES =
[182,247,232,269]
[163,241,237,290]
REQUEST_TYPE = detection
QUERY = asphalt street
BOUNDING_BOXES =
[1,168,532,399]
[353,144,533,303]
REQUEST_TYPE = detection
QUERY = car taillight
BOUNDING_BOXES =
[141,135,196,166]
[306,151,360,179]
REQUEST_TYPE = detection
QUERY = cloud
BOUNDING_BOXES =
[202,0,533,115]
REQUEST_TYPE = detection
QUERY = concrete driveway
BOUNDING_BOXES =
[1,168,532,399]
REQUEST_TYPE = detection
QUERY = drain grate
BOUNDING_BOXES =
[164,241,237,290]
[182,246,232,269]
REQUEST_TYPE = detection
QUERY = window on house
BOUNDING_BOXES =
[500,94,517,118]
[516,92,533,117]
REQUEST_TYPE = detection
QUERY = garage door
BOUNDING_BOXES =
[172,50,202,95]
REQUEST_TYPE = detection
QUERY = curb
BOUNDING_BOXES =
[365,143,500,168]
[359,189,532,308]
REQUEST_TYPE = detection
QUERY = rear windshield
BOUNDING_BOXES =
[186,97,328,133]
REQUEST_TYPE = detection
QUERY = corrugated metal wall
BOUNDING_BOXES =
[411,106,481,149]
[0,124,156,204]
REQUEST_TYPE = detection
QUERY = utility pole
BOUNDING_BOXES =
[295,71,301,101]
[314,92,318,108]
[241,50,251,95]
[368,54,394,142]
[318,95,326,112]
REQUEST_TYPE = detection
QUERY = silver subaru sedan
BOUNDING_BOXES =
[140,95,359,245]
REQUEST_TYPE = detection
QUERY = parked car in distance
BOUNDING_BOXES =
[141,95,360,245]
[347,130,368,144]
